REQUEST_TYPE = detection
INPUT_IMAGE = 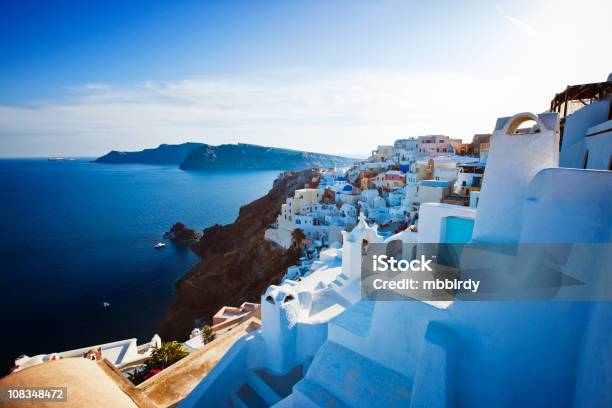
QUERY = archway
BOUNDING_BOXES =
[503,113,544,136]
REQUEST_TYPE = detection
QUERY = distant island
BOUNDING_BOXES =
[94,142,356,170]
[93,142,204,165]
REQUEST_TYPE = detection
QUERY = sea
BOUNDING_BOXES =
[0,159,280,374]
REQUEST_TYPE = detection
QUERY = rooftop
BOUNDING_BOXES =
[0,358,138,408]
[420,180,450,188]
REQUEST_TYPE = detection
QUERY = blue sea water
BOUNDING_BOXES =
[0,159,279,373]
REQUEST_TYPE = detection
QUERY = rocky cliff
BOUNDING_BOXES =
[94,142,204,164]
[180,143,355,170]
[158,169,319,340]
[163,223,202,243]
[94,142,355,170]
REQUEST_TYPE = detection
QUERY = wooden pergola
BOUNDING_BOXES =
[550,80,612,118]
[550,80,612,149]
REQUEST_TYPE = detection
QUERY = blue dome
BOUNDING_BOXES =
[343,185,353,191]
[337,176,346,181]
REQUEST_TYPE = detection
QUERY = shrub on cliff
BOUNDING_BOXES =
[201,325,216,345]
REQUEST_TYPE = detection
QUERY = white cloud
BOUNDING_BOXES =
[0,70,557,157]
[1,0,611,157]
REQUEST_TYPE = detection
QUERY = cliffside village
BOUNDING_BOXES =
[2,76,611,408]
[264,134,489,265]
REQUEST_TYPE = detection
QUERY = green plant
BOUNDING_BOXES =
[128,368,148,385]
[128,341,189,385]
[201,325,216,345]
[146,341,188,371]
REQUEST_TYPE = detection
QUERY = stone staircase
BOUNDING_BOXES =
[293,301,456,408]
[330,272,350,289]
[330,300,375,339]
[291,341,412,407]
[229,365,304,408]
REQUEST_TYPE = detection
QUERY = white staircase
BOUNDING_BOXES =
[330,272,350,289]
[230,366,304,408]
[292,341,412,407]
[330,300,375,339]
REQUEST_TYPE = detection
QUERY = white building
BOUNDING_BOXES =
[473,112,559,242]
[415,180,450,204]
[335,184,360,204]
[453,163,485,196]
[13,335,161,373]
[432,160,458,183]
[371,145,394,161]
[393,138,419,162]
[266,188,323,249]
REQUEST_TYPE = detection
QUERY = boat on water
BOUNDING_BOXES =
[48,157,75,161]
[154,242,166,249]
[102,302,111,309]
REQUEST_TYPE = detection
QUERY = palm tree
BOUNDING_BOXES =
[201,325,216,345]
[145,341,189,371]
[291,228,306,249]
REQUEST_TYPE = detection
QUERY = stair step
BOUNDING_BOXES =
[270,395,293,408]
[330,300,375,338]
[230,392,249,408]
[339,272,349,280]
[307,290,350,322]
[234,383,268,408]
[248,371,281,406]
[300,341,412,407]
[331,278,344,287]
[293,378,348,408]
[253,365,303,400]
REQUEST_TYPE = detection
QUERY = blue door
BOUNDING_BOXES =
[444,217,474,243]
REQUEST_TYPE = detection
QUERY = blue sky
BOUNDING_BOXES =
[1,0,611,157]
